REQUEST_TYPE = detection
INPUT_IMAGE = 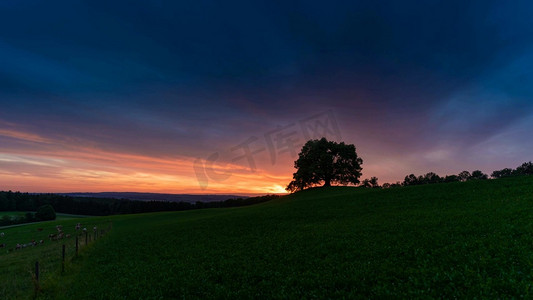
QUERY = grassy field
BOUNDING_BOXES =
[0,217,112,299]
[0,211,27,217]
[0,212,91,219]
[55,213,92,220]
[3,176,533,299]
[0,213,92,230]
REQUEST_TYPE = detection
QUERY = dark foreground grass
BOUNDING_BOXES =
[0,217,111,299]
[34,176,533,298]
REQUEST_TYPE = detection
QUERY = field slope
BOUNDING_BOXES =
[41,176,533,299]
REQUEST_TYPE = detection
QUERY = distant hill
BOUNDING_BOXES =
[61,192,248,203]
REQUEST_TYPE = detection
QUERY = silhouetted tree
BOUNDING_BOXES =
[514,161,533,175]
[361,177,379,188]
[423,172,442,184]
[361,178,372,188]
[403,174,419,186]
[458,171,471,182]
[369,176,379,188]
[470,170,488,180]
[383,181,402,188]
[491,168,514,179]
[443,175,459,183]
[286,138,363,192]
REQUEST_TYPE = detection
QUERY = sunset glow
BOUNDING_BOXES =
[0,126,293,194]
[1,1,533,194]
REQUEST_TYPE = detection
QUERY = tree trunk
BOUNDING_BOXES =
[323,179,331,187]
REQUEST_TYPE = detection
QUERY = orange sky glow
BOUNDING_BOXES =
[0,125,293,195]
[2,1,533,196]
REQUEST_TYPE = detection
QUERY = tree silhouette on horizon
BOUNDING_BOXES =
[286,138,363,192]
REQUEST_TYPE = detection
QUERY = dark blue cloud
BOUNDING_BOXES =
[2,1,532,97]
[1,0,533,184]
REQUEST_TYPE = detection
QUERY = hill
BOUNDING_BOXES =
[19,176,533,298]
[61,192,249,203]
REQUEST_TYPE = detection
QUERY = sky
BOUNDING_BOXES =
[1,0,533,194]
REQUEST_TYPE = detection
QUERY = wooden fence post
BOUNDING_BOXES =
[34,261,40,296]
[35,261,39,281]
[62,244,65,273]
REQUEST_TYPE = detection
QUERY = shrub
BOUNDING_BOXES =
[35,204,56,221]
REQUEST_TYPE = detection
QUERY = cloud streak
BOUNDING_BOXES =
[1,1,533,192]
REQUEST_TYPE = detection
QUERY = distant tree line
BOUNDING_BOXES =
[287,138,533,193]
[490,161,533,178]
[359,161,533,189]
[0,204,56,226]
[0,192,279,217]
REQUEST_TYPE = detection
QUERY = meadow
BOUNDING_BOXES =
[0,217,111,299]
[2,176,533,299]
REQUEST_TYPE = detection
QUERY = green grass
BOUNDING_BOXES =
[6,176,533,299]
[55,213,92,220]
[0,213,92,230]
[0,211,27,217]
[0,217,112,299]
[0,212,91,220]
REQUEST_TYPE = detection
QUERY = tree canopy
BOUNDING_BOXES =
[361,177,379,188]
[470,170,489,180]
[35,204,56,221]
[286,138,363,192]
